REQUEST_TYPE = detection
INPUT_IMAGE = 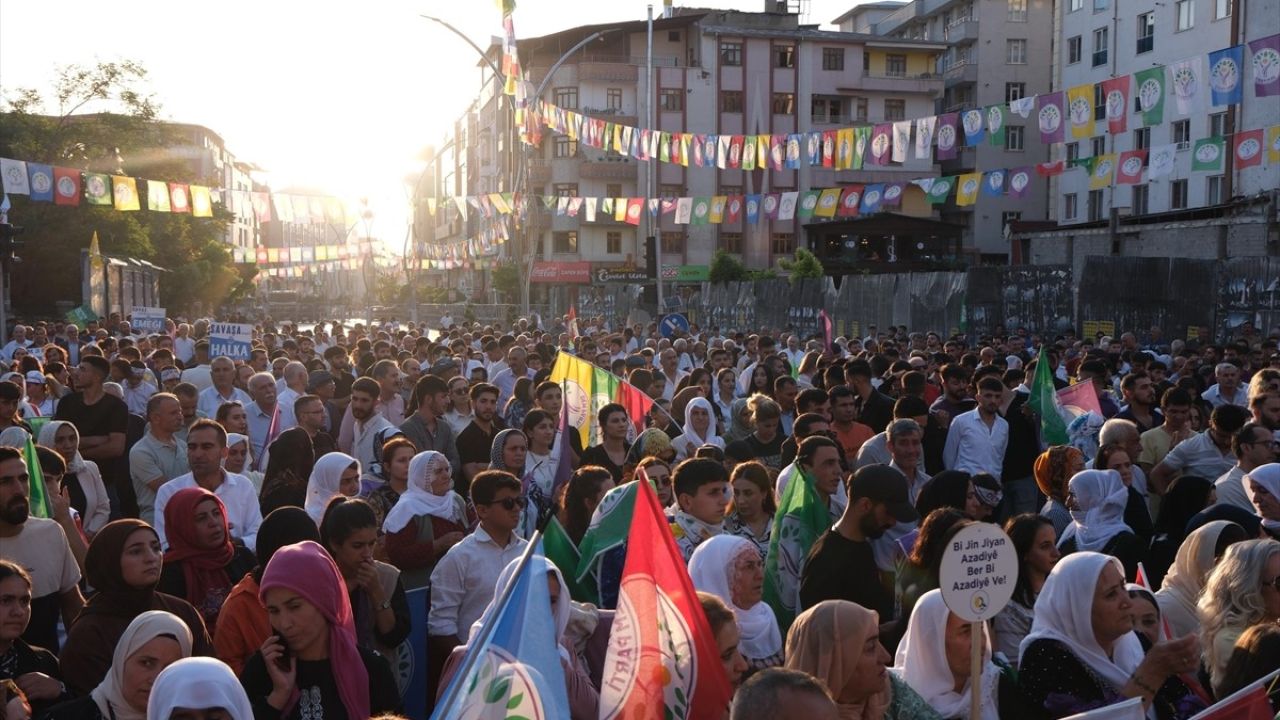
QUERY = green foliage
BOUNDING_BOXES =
[778,248,825,283]
[708,249,747,284]
[491,264,520,300]
[1,60,241,315]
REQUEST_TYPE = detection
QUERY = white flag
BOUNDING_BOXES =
[675,197,693,224]
[1148,143,1178,179]
[777,191,798,221]
[1061,697,1143,720]
[915,116,936,160]
[1009,96,1036,118]
[893,121,911,163]
[584,197,597,222]
[1170,56,1202,116]
[0,159,30,195]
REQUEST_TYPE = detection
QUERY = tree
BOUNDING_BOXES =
[1,60,240,315]
[778,248,825,283]
[491,264,520,301]
[708,249,748,284]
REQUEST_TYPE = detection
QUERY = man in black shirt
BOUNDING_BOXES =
[455,383,505,496]
[799,464,917,622]
[54,355,130,517]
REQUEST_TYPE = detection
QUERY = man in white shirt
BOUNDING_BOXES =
[172,323,196,365]
[275,361,309,417]
[1214,422,1277,511]
[428,470,527,651]
[783,334,807,371]
[153,419,262,551]
[246,371,296,465]
[942,376,1009,480]
[490,347,534,408]
[1,325,31,362]
[1202,362,1249,408]
[1150,404,1250,495]
[198,355,252,420]
[179,341,214,391]
[122,361,157,416]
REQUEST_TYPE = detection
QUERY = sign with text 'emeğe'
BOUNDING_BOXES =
[208,323,253,360]
[131,306,166,333]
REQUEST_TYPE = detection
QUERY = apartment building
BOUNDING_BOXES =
[849,0,1056,261]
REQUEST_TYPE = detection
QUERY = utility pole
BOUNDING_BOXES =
[649,4,663,314]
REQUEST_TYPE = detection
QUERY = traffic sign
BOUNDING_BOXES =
[660,313,689,338]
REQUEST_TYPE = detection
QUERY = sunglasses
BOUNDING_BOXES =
[484,496,528,511]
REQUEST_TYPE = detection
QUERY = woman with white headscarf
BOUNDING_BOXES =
[1243,463,1280,541]
[303,452,360,524]
[892,589,1013,720]
[1153,520,1249,639]
[671,396,725,462]
[1058,469,1146,580]
[42,610,193,720]
[39,419,111,535]
[1018,552,1204,720]
[146,657,253,720]
[439,556,599,720]
[382,451,469,589]
[222,433,263,493]
[689,534,784,673]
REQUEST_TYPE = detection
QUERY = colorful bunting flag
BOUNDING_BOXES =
[1037,92,1065,144]
[777,191,798,221]
[881,182,905,207]
[1089,154,1117,190]
[53,167,80,206]
[859,184,883,215]
[625,197,643,226]
[955,173,981,207]
[987,105,1007,147]
[870,124,891,165]
[112,176,139,211]
[1101,76,1130,135]
[1208,45,1245,106]
[1135,66,1167,126]
[852,126,871,169]
[1191,137,1225,172]
[1170,57,1202,116]
[1116,150,1147,185]
[26,164,53,203]
[981,169,1005,197]
[709,196,727,224]
[725,195,743,224]
[797,190,821,219]
[1067,84,1095,139]
[190,185,213,217]
[84,173,111,206]
[1248,33,1280,97]
[935,113,959,160]
[691,197,711,225]
[926,176,955,204]
[837,185,862,217]
[892,121,910,163]
[1008,168,1033,199]
[915,115,936,159]
[961,109,985,146]
[1232,128,1263,168]
[145,180,170,212]
[814,188,841,217]
[762,193,780,221]
[0,159,29,195]
[1148,143,1179,179]
[1037,160,1066,177]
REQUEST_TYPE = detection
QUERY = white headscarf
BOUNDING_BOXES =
[1154,520,1237,639]
[91,610,194,720]
[383,451,460,534]
[305,451,359,524]
[1059,469,1132,552]
[38,420,86,473]
[226,432,251,467]
[468,555,571,657]
[146,657,254,720]
[892,589,1001,720]
[1243,463,1280,532]
[682,397,721,448]
[0,426,30,449]
[688,534,783,661]
[1019,553,1146,693]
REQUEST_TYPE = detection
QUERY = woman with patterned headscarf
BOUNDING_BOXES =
[1034,445,1085,538]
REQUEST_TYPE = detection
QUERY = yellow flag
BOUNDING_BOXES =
[614,198,628,221]
[756,134,770,169]
[1067,84,1095,140]
[1268,125,1280,164]
[836,128,855,170]
[709,196,727,223]
[89,231,104,271]
[190,186,214,217]
[814,188,842,218]
[955,173,981,207]
[112,176,140,211]
[1089,154,1117,190]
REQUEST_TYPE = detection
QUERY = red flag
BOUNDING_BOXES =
[1233,129,1265,169]
[822,131,836,167]
[819,309,834,355]
[1036,160,1065,177]
[169,183,191,213]
[725,195,743,224]
[625,198,644,226]
[837,185,863,217]
[1116,150,1147,185]
[1192,679,1275,720]
[615,381,654,440]
[1101,76,1130,135]
[567,306,579,340]
[728,136,743,169]
[598,474,732,720]
[53,167,80,206]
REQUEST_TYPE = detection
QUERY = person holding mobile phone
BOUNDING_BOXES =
[239,540,401,720]
[319,497,410,660]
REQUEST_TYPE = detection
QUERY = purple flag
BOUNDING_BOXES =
[1249,33,1280,97]
[1008,167,1033,200]
[819,310,834,355]
[871,124,892,165]
[935,113,959,160]
[881,182,906,208]
[1037,92,1065,144]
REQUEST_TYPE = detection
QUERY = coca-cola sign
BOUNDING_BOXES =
[530,261,591,283]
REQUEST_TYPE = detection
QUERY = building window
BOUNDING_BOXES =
[553,183,578,197]
[1007,39,1028,64]
[772,93,795,114]
[884,98,906,121]
[1091,136,1106,157]
[1209,112,1231,137]
[720,42,742,66]
[774,44,795,68]
[1002,211,1023,229]
[1066,142,1080,163]
[1170,179,1189,208]
[1132,184,1149,215]
[1092,27,1108,66]
[606,183,623,198]
[1006,82,1026,102]
[606,231,622,254]
[1067,36,1082,64]
[553,231,578,254]
[1134,127,1151,151]
[553,87,578,109]
[812,97,845,124]
[1008,0,1028,22]
[1065,193,1079,219]
[855,97,869,122]
[1207,175,1225,204]
[720,231,743,254]
[659,184,684,199]
[661,231,685,254]
[1006,126,1025,151]
[1093,0,1108,10]
[1137,13,1155,53]
[1172,119,1191,149]
[1176,0,1194,30]
[822,47,844,70]
[1214,0,1231,19]
[720,90,743,113]
[720,184,743,198]
[885,54,907,77]
[1088,189,1105,221]
[659,88,684,111]
[553,136,578,158]
[1070,0,1083,10]
[606,88,623,110]
[771,233,796,255]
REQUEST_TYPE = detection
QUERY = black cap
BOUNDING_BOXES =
[307,370,335,391]
[848,464,918,523]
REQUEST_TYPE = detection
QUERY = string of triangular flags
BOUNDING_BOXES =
[0,159,355,227]
[520,35,1280,172]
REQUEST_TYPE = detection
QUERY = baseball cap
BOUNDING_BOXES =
[307,370,335,391]
[429,357,459,375]
[848,464,918,523]
[24,371,46,385]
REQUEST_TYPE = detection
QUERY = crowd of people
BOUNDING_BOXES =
[0,311,1279,720]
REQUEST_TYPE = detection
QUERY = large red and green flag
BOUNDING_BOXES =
[763,466,829,634]
[598,472,732,720]
[549,352,652,448]
[574,481,637,603]
[1028,346,1069,446]
[543,515,595,602]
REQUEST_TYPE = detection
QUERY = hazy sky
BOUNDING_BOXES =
[1,0,862,250]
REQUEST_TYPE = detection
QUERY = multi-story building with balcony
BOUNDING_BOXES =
[847,0,1055,261]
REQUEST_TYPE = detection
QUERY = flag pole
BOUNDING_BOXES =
[432,529,544,717]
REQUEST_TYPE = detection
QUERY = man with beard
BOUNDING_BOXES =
[54,355,130,516]
[0,447,84,652]
[799,461,917,621]
[345,377,396,475]
[456,383,506,494]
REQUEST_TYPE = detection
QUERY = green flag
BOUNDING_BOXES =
[22,435,50,519]
[574,481,638,602]
[797,190,821,220]
[925,177,955,205]
[987,104,1008,147]
[763,467,830,634]
[851,126,871,170]
[1135,66,1166,127]
[1028,346,1069,447]
[1191,137,1225,172]
[544,516,596,602]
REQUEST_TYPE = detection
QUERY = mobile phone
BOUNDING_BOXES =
[272,633,291,671]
